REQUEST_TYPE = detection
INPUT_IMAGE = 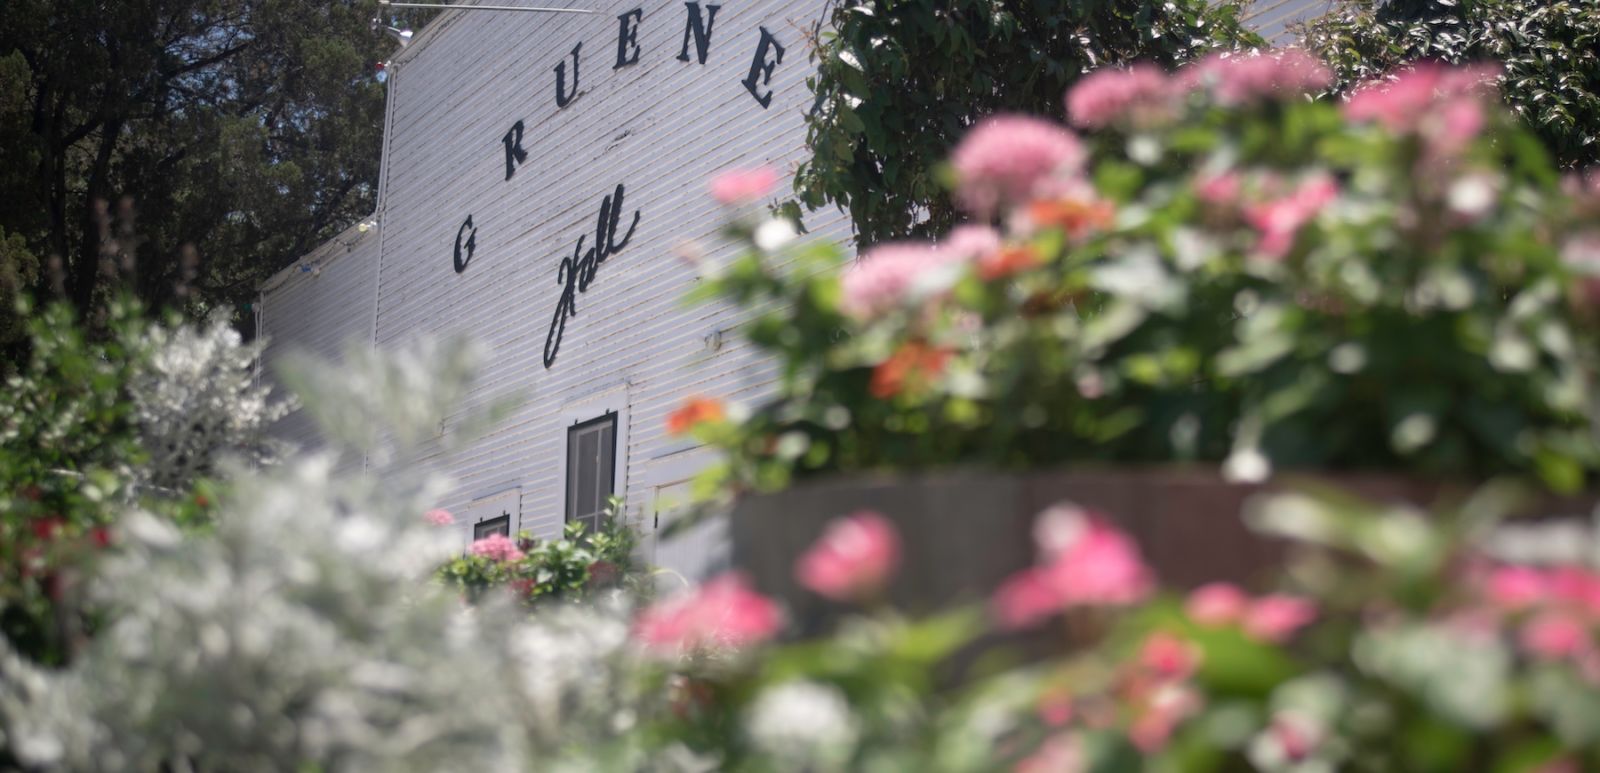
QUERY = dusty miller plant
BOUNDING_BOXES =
[131,313,288,493]
[0,338,655,772]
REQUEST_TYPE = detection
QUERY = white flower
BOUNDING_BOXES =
[753,218,798,251]
[744,681,858,769]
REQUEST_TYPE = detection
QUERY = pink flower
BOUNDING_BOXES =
[424,508,455,526]
[1186,582,1249,625]
[1563,232,1600,276]
[1267,712,1321,763]
[940,224,1004,261]
[1564,232,1600,308]
[1245,174,1339,258]
[1194,171,1242,206]
[1139,631,1201,681]
[709,166,779,205]
[993,505,1153,629]
[1546,565,1600,614]
[469,533,524,562]
[1484,565,1547,609]
[950,115,1085,215]
[1015,733,1084,773]
[1520,611,1590,661]
[1065,64,1174,129]
[1242,594,1317,643]
[1344,63,1500,156]
[839,241,970,319]
[1180,49,1332,106]
[1128,684,1201,753]
[1037,692,1075,727]
[634,572,782,654]
[1045,518,1153,606]
[993,568,1065,629]
[795,510,901,601]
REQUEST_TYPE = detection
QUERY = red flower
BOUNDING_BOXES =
[1024,197,1114,241]
[666,396,725,435]
[977,246,1043,281]
[869,342,951,399]
[89,527,112,549]
[30,517,65,541]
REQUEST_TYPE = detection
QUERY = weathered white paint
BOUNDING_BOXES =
[260,0,845,580]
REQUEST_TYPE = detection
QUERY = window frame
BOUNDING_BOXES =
[555,385,630,537]
[472,513,511,541]
[564,411,619,531]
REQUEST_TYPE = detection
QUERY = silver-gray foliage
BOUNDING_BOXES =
[0,338,652,772]
[131,315,289,493]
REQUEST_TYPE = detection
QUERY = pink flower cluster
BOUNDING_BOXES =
[634,572,782,654]
[709,166,779,205]
[1065,64,1173,129]
[1244,174,1340,259]
[1186,582,1317,643]
[469,533,524,562]
[1180,49,1332,106]
[424,508,455,526]
[1479,563,1600,665]
[1344,63,1500,157]
[795,510,901,602]
[1018,630,1204,763]
[992,504,1153,629]
[950,115,1085,215]
[838,226,999,320]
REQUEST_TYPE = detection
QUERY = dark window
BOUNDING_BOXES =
[566,412,617,533]
[474,514,511,541]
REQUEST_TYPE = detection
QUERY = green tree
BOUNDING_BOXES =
[1299,0,1600,169]
[794,0,1263,246]
[0,1,422,323]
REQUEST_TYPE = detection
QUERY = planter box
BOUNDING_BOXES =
[730,467,1596,634]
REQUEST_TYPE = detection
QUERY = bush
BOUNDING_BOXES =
[1299,0,1600,169]
[795,0,1263,244]
[436,513,646,607]
[0,297,282,665]
[4,304,1599,771]
[686,53,1600,496]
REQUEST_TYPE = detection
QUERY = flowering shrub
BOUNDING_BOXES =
[435,515,644,607]
[1,298,282,665]
[5,317,1600,770]
[571,487,1600,770]
[688,53,1600,495]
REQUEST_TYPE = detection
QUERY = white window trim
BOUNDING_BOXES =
[555,385,630,532]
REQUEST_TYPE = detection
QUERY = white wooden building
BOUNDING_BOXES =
[256,0,1327,580]
[258,0,844,580]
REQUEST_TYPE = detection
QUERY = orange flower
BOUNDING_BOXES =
[1028,196,1115,239]
[977,245,1042,281]
[666,397,725,435]
[870,342,952,399]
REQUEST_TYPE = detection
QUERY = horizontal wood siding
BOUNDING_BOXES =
[367,0,844,537]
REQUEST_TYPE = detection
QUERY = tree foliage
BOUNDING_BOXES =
[1298,0,1600,169]
[0,0,418,326]
[794,0,1263,246]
